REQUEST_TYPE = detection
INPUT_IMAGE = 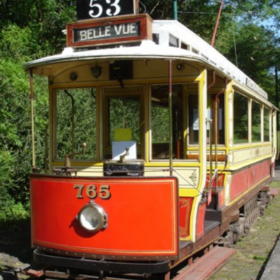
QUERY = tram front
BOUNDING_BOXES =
[26,11,210,279]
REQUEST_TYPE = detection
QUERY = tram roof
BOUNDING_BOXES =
[25,19,269,101]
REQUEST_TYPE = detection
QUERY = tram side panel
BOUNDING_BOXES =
[230,158,271,202]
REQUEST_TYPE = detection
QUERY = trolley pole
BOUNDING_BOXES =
[173,0,178,20]
[211,0,224,47]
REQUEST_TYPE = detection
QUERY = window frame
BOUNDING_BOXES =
[233,92,249,145]
[149,82,201,161]
[100,86,145,161]
[52,87,97,162]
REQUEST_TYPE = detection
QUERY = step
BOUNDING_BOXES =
[173,246,234,280]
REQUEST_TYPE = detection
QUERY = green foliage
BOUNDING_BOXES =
[0,36,48,203]
[56,88,96,159]
[0,151,29,222]
[0,25,34,61]
[152,103,169,143]
[109,97,141,143]
[0,199,30,222]
[0,0,76,55]
[0,151,13,190]
[0,59,31,202]
[223,23,277,100]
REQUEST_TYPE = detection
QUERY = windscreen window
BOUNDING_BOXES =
[54,88,96,160]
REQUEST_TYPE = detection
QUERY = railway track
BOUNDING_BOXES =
[0,246,233,280]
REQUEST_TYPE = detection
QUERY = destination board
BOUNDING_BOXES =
[67,14,153,48]
[246,77,268,99]
[77,0,139,21]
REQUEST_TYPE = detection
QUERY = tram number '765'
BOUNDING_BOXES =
[89,0,121,18]
[74,184,111,199]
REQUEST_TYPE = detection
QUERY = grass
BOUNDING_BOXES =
[211,181,280,280]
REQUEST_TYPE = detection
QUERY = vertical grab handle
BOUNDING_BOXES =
[206,118,213,187]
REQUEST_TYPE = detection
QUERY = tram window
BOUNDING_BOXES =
[188,95,199,144]
[252,101,261,142]
[207,94,225,145]
[103,89,142,160]
[264,108,270,142]
[151,85,184,159]
[181,42,190,50]
[218,95,225,144]
[54,88,96,160]
[169,35,179,47]
[153,33,159,45]
[108,96,140,143]
[234,93,248,144]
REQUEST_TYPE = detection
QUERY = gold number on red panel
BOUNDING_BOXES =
[74,185,84,198]
[99,185,111,199]
[86,185,98,199]
[74,184,111,199]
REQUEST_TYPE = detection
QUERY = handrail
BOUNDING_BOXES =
[169,60,173,176]
[206,118,213,183]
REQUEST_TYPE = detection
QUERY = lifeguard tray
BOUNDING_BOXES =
[104,161,144,176]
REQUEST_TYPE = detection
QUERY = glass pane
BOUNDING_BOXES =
[207,94,225,144]
[252,102,261,142]
[189,95,199,144]
[108,96,140,143]
[55,88,96,160]
[103,92,142,159]
[264,108,270,142]
[234,93,248,144]
[151,85,183,159]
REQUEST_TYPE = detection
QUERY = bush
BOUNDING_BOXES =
[0,151,30,222]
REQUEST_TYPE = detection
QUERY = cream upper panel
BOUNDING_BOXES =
[50,59,202,85]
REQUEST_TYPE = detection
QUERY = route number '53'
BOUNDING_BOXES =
[89,0,121,18]
[74,184,111,199]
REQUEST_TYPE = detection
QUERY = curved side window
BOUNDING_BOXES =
[151,85,183,159]
[252,101,261,142]
[264,107,270,142]
[234,92,248,144]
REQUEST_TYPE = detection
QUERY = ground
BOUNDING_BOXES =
[211,180,280,280]
[0,218,32,280]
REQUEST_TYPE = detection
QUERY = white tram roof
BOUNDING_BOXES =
[25,19,268,100]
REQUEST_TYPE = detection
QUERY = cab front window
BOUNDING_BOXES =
[102,86,144,160]
[54,88,97,161]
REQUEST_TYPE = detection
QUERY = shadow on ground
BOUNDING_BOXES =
[0,218,32,263]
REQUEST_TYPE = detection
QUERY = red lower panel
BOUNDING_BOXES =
[248,162,262,187]
[230,168,249,201]
[217,188,225,207]
[230,159,271,201]
[261,159,270,180]
[205,174,225,188]
[30,175,179,258]
[196,201,206,239]
[179,197,193,238]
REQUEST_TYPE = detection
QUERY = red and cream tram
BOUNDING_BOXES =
[25,1,278,279]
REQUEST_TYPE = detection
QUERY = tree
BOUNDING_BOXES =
[0,24,49,203]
